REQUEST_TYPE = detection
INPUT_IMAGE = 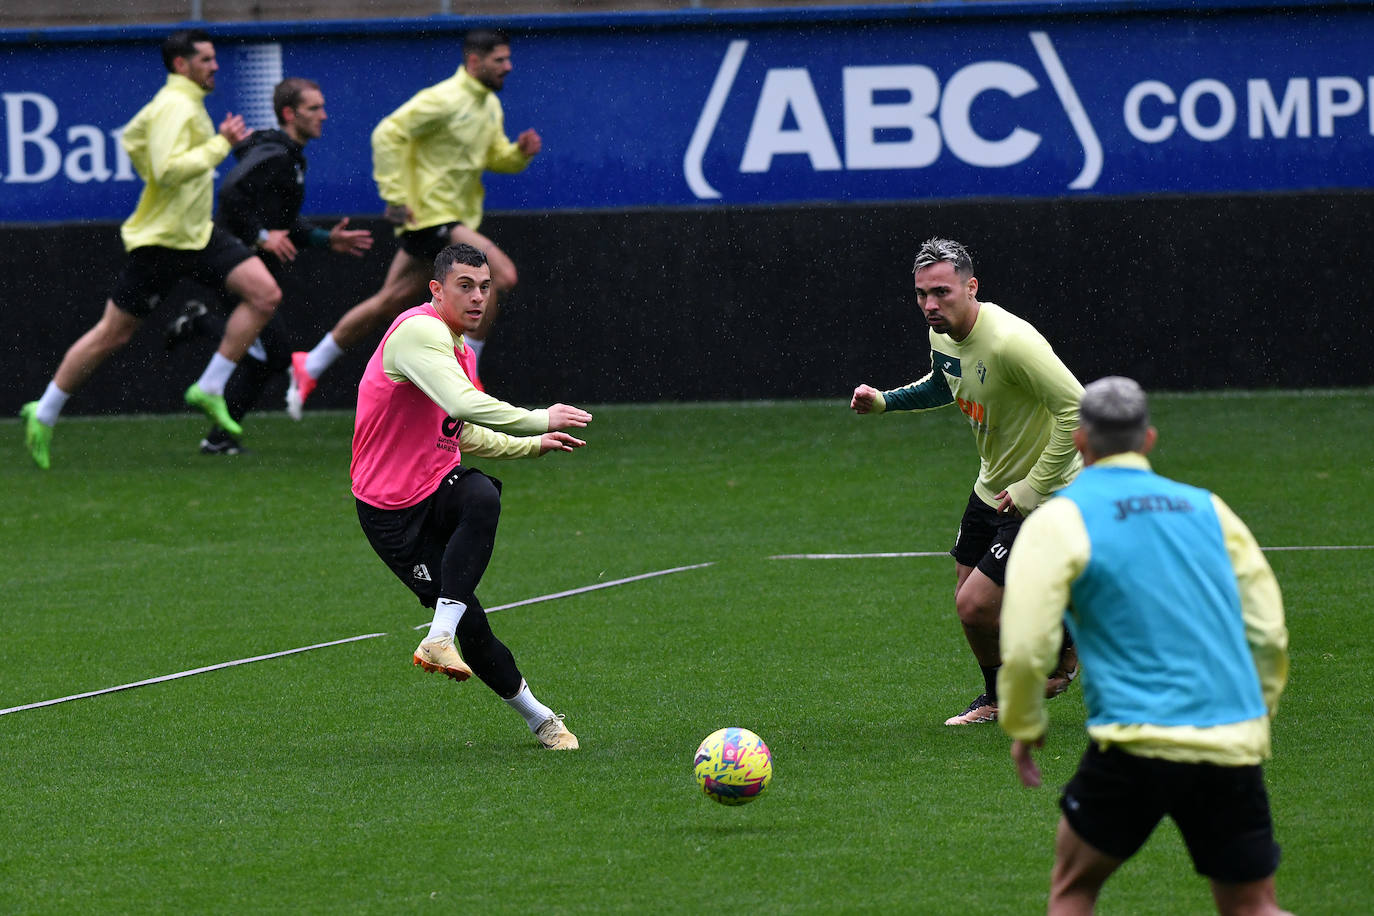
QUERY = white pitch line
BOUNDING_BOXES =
[0,633,386,717]
[0,562,715,719]
[411,561,716,628]
[772,546,1373,560]
[1260,545,1374,552]
[770,552,949,559]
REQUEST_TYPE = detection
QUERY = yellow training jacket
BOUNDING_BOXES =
[119,74,232,252]
[371,68,532,233]
[999,453,1289,766]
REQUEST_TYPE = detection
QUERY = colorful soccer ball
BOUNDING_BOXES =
[693,727,773,805]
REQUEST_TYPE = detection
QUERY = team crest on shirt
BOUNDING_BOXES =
[976,359,987,383]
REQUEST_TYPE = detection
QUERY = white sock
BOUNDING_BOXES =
[465,337,485,370]
[504,679,556,731]
[425,597,467,642]
[304,332,344,379]
[247,337,268,363]
[195,352,237,396]
[35,381,70,427]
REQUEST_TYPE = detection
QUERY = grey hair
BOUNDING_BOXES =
[912,238,974,278]
[1079,376,1150,456]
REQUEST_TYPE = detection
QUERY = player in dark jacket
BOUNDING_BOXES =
[167,77,371,453]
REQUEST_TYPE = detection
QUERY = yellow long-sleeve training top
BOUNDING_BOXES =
[875,302,1084,514]
[118,74,232,252]
[384,313,546,459]
[371,68,533,234]
[998,453,1289,766]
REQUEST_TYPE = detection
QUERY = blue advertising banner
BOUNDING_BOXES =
[1,0,1371,223]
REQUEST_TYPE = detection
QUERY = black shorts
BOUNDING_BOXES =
[399,222,463,263]
[355,466,500,608]
[110,226,257,318]
[1061,742,1280,883]
[950,491,1022,586]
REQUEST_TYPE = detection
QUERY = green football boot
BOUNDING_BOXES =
[19,402,51,470]
[184,384,242,437]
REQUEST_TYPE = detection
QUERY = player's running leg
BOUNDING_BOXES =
[289,250,428,418]
[188,256,280,436]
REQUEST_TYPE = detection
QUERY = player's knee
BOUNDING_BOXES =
[955,590,996,628]
[382,284,420,315]
[492,262,517,292]
[249,284,282,318]
[100,321,137,350]
[466,480,502,530]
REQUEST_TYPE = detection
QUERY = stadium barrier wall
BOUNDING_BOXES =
[4,1,1374,221]
[2,1,1371,417]
[3,189,1370,419]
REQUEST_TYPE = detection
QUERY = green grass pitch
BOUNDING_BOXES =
[2,391,1371,913]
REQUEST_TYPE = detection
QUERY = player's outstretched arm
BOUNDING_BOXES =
[260,230,298,262]
[851,384,884,414]
[1011,738,1044,788]
[539,432,586,455]
[219,112,250,144]
[328,217,374,257]
[516,128,542,157]
[547,403,592,430]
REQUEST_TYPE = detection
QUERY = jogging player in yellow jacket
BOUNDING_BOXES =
[19,29,283,469]
[287,28,539,412]
[851,237,1084,726]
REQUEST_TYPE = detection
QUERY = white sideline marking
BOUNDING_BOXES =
[0,562,714,718]
[410,561,716,628]
[1261,545,1374,552]
[772,546,1373,561]
[2,544,1361,718]
[770,551,949,559]
[0,633,386,717]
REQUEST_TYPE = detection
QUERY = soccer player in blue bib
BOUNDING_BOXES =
[999,376,1290,915]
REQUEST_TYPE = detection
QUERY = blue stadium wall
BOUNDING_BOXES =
[2,0,1372,415]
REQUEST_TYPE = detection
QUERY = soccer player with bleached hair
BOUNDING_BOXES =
[851,237,1083,725]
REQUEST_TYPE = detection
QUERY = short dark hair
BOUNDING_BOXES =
[1079,376,1150,457]
[434,243,488,282]
[463,29,510,59]
[273,77,321,125]
[162,29,213,73]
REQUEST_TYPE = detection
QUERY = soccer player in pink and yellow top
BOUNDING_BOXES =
[352,243,590,750]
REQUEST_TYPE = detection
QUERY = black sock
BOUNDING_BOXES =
[980,664,1001,703]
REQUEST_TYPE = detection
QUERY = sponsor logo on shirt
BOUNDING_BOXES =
[1112,494,1195,521]
[935,350,961,378]
[437,416,463,453]
[957,396,986,425]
